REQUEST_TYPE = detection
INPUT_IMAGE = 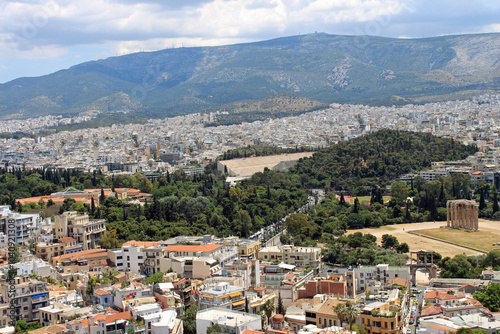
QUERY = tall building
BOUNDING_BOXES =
[0,276,49,323]
[54,212,105,250]
[0,205,40,244]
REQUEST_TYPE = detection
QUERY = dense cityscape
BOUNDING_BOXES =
[0,93,499,334]
[1,95,499,174]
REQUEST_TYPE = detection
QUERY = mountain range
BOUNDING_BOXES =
[1,32,499,121]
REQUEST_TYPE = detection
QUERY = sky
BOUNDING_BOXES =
[0,0,499,84]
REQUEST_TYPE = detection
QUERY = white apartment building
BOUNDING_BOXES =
[347,264,410,296]
[0,205,40,244]
[113,282,153,311]
[259,245,322,272]
[198,282,246,311]
[151,310,182,334]
[196,308,262,334]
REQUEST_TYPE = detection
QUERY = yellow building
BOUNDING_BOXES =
[54,212,105,251]
[259,245,322,272]
[237,239,261,259]
[36,237,80,262]
[360,301,402,334]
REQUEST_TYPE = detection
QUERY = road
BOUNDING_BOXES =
[250,189,325,247]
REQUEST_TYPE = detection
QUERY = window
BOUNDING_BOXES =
[318,318,321,325]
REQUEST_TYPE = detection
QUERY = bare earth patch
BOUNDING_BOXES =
[347,219,500,258]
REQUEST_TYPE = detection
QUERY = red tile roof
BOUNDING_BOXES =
[53,248,107,261]
[122,240,162,247]
[58,237,76,243]
[421,305,443,316]
[94,289,111,296]
[425,290,463,300]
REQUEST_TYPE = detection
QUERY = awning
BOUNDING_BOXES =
[219,295,229,299]
[232,300,245,307]
[202,295,214,299]
[229,292,242,298]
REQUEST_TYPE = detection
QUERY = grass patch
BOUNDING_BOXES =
[415,228,500,252]
[355,196,391,204]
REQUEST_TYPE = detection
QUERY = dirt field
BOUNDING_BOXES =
[218,152,314,177]
[347,219,500,258]
[416,228,500,252]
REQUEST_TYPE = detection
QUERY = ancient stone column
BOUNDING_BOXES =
[446,201,451,228]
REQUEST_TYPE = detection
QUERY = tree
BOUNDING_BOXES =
[346,213,365,229]
[381,234,399,249]
[484,250,500,269]
[145,272,164,285]
[182,305,199,334]
[352,198,361,214]
[100,187,106,205]
[396,242,409,254]
[391,181,409,206]
[277,293,285,315]
[127,326,135,334]
[334,304,346,327]
[473,283,500,312]
[456,328,473,334]
[286,213,310,236]
[98,229,121,249]
[345,305,358,330]
[493,190,499,214]
[263,299,275,325]
[206,324,222,334]
[479,189,486,210]
[339,193,346,206]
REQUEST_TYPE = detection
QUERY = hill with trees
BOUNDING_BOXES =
[292,129,477,192]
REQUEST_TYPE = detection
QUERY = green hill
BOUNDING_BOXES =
[0,33,499,120]
[291,129,478,190]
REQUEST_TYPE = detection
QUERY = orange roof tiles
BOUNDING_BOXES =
[53,248,107,261]
[425,290,463,300]
[164,244,222,253]
[58,237,76,243]
[122,240,163,247]
[421,305,443,316]
[94,289,111,296]
[105,311,132,324]
[242,330,264,334]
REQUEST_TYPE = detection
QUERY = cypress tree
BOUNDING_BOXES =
[353,198,361,213]
[100,188,105,205]
[479,189,486,210]
[339,193,346,206]
[493,191,499,214]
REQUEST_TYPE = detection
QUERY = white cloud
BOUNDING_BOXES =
[489,23,500,33]
[0,0,499,82]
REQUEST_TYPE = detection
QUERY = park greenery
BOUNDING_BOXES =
[291,129,477,192]
[2,130,494,279]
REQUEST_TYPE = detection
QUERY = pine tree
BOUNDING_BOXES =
[91,197,96,214]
